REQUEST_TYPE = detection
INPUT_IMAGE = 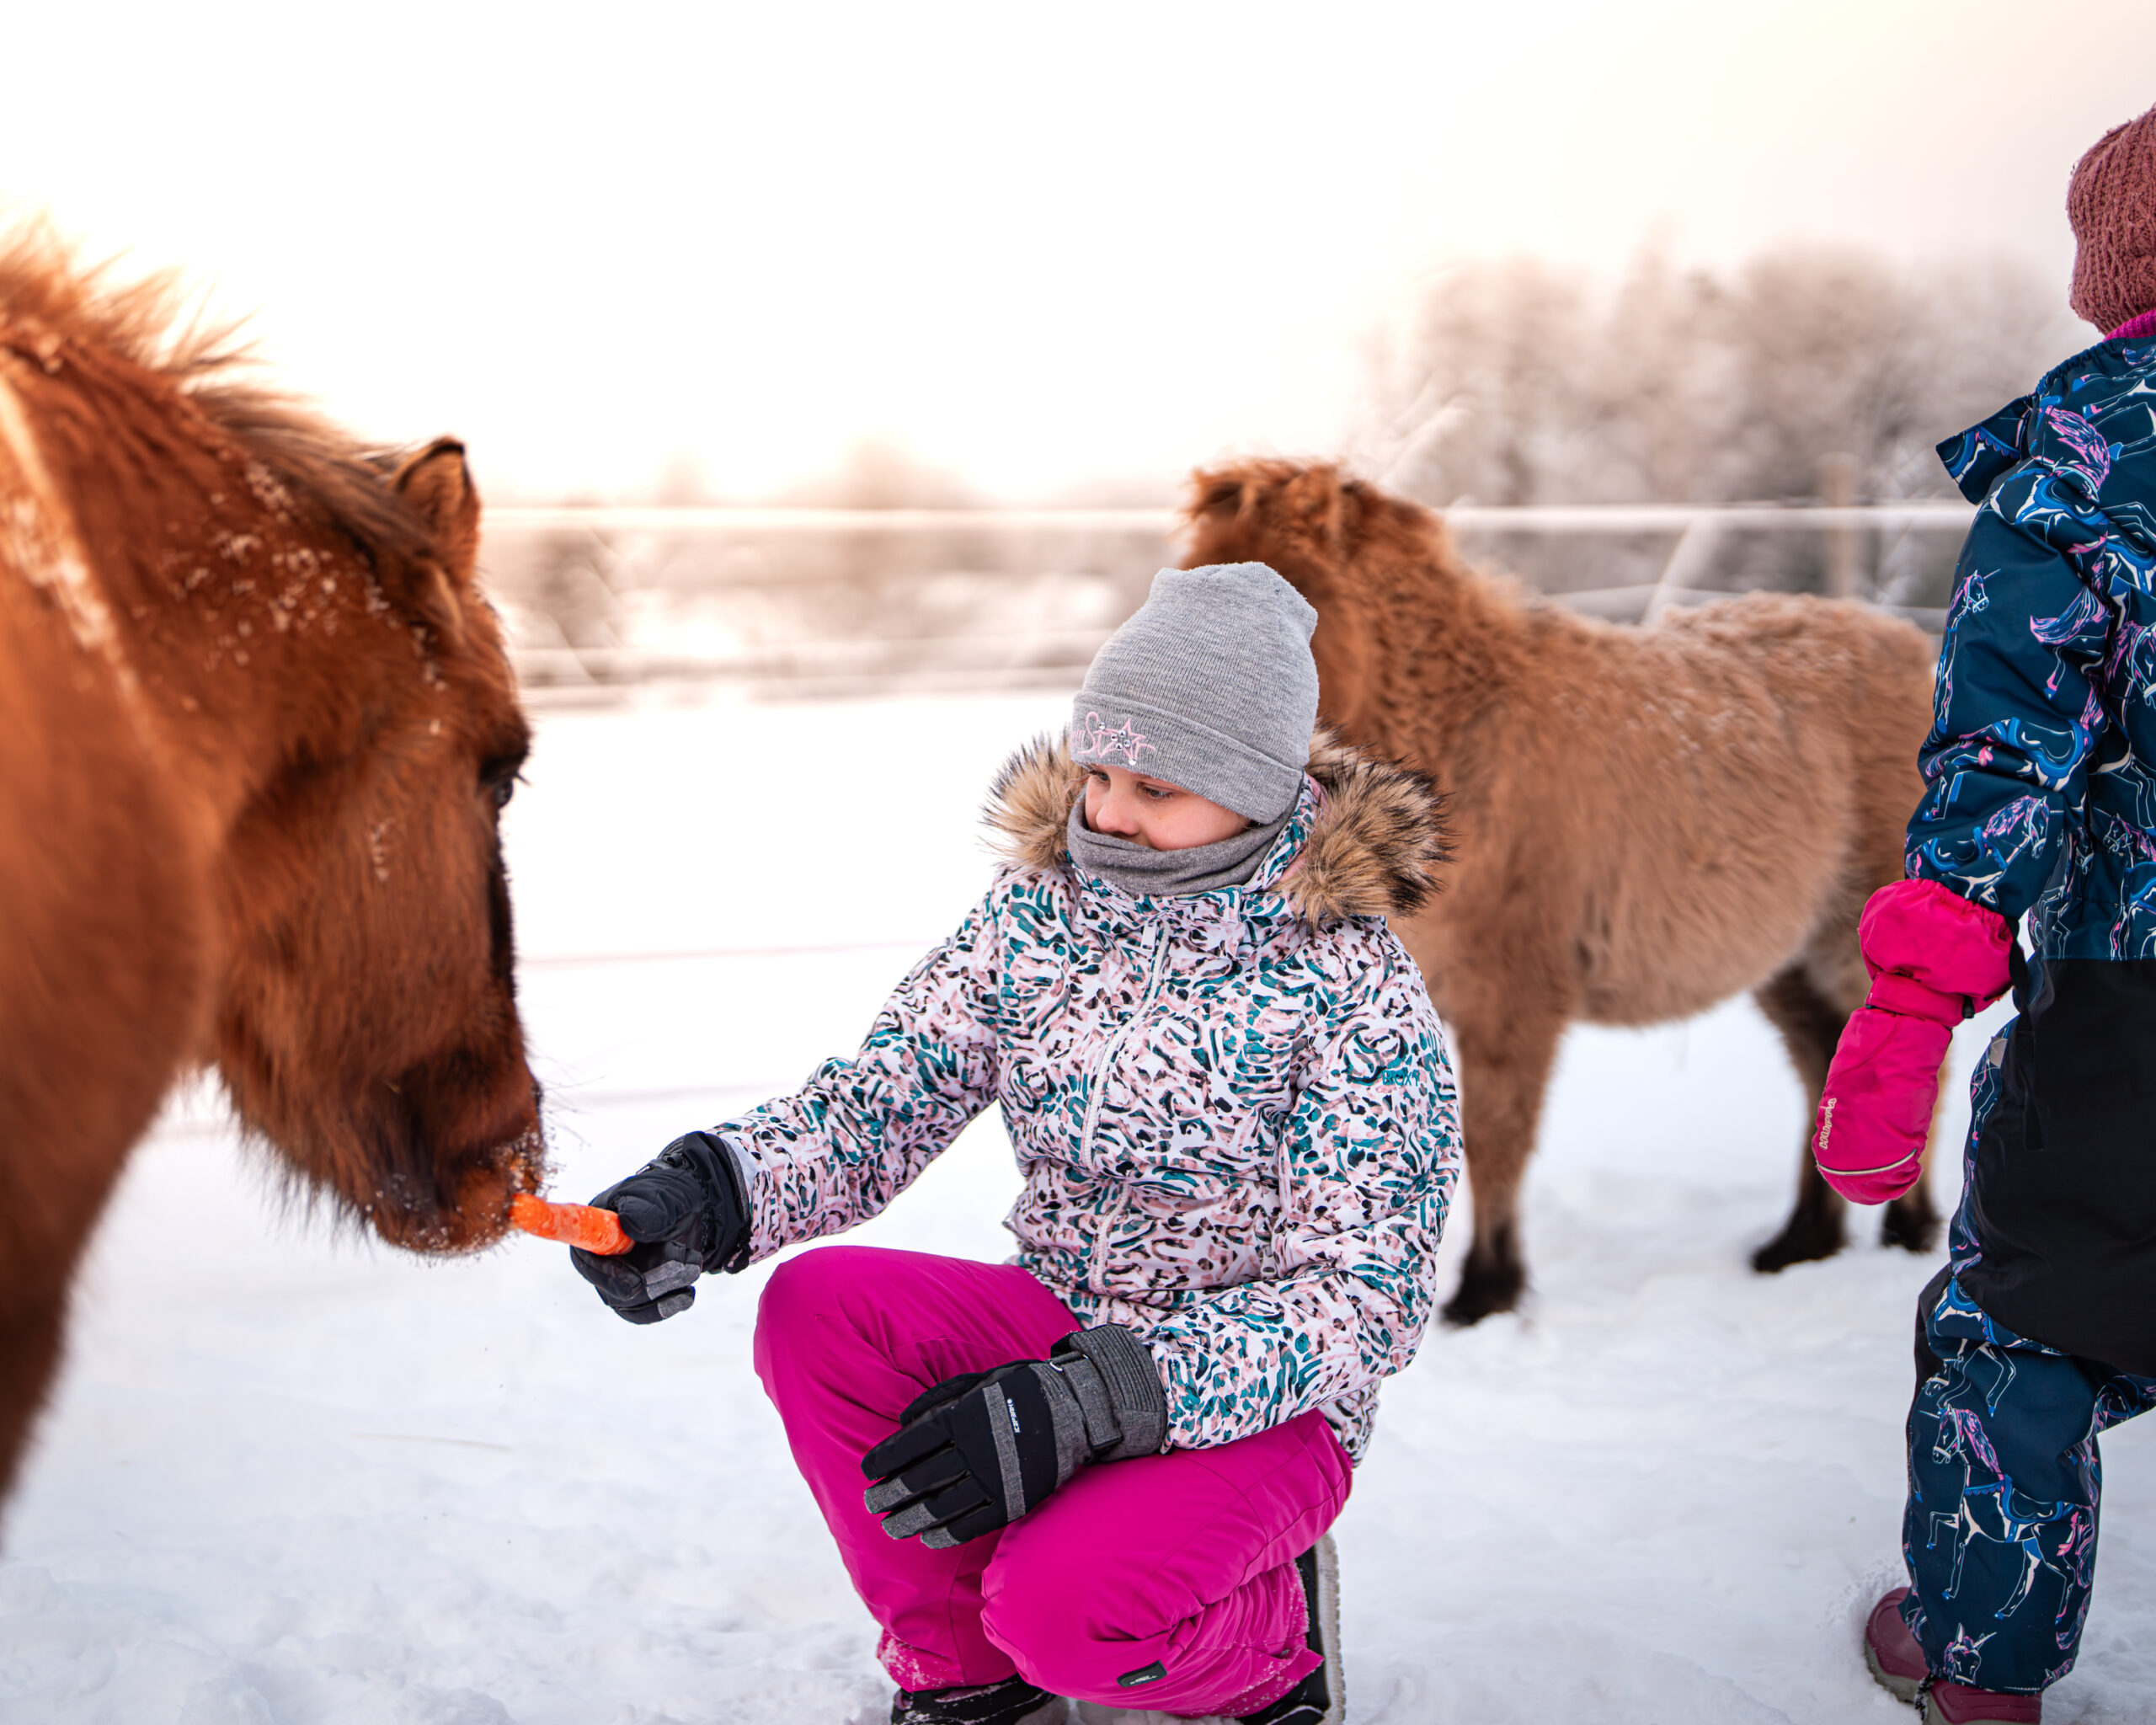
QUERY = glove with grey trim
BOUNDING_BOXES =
[861,1325,1168,1547]
[572,1130,751,1324]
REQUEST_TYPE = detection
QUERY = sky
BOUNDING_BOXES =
[3,2,2152,502]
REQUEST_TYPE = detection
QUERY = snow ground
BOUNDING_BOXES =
[4,689,2153,1725]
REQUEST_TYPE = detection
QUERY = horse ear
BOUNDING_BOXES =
[394,438,481,586]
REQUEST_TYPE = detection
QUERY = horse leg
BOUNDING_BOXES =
[0,921,181,1498]
[0,1270,74,1501]
[1749,962,1850,1272]
[1879,1063,1945,1255]
[0,1124,136,1500]
[1441,1007,1566,1327]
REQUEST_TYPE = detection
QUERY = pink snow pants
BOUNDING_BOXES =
[753,1246,1352,1717]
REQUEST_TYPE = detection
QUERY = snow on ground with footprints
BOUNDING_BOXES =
[3,688,2153,1725]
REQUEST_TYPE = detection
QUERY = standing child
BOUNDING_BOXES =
[1814,102,2156,1725]
[573,563,1458,1725]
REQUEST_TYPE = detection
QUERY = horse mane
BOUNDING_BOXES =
[0,219,435,569]
[1184,457,1539,748]
[1186,457,1498,595]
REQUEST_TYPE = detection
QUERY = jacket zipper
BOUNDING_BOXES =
[1080,922,1172,1289]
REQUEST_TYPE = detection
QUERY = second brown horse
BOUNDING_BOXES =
[1187,459,1939,1324]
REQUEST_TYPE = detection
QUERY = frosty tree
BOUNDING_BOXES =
[1366,246,2079,509]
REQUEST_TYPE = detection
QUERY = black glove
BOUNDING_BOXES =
[862,1325,1167,1547]
[572,1130,750,1324]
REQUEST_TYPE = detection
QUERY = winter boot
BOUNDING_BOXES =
[892,1676,1066,1725]
[1865,1589,1927,1703]
[1237,1534,1342,1725]
[1922,1683,2041,1724]
[1864,1588,2041,1723]
[1071,1536,1342,1725]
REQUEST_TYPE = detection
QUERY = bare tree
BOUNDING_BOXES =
[1369,246,2079,510]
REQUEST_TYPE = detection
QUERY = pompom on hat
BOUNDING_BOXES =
[2069,100,2156,334]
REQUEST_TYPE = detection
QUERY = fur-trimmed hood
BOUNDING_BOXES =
[984,728,1449,922]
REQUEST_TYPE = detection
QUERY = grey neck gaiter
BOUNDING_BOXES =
[1065,799,1292,900]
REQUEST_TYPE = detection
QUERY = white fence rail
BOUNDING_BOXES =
[1435,502,1976,626]
[481,501,1976,698]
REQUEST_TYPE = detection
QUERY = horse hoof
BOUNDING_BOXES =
[1750,1215,1844,1274]
[1441,1263,1524,1327]
[1879,1205,1938,1254]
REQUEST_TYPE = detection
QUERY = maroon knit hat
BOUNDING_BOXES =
[2069,103,2156,333]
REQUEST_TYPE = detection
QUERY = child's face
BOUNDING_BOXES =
[1082,765,1251,851]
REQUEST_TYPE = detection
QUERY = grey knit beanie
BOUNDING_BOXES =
[1068,563,1319,821]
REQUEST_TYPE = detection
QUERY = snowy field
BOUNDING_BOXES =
[4,689,2153,1725]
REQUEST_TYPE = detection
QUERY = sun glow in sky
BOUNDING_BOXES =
[4,1,2151,502]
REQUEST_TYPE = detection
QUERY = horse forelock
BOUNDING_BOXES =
[0,221,436,579]
[0,227,520,785]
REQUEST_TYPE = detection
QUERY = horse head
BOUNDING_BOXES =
[205,437,544,1252]
[1185,461,1391,740]
[1184,459,1497,752]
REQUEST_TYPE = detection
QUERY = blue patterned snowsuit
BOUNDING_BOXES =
[1898,328,2156,1693]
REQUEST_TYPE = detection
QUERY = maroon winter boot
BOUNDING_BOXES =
[1865,1589,1927,1703]
[1864,1588,2042,1722]
[1924,1682,2042,1724]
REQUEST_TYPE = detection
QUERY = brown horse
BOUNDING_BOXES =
[0,229,543,1499]
[1187,459,1940,1323]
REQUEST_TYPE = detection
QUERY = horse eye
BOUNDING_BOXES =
[480,744,529,813]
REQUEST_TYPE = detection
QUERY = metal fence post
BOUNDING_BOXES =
[1641,515,1725,626]
[1821,452,1860,600]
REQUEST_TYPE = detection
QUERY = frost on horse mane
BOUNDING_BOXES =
[0,368,133,692]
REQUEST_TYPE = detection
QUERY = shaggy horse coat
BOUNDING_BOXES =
[1187,460,1939,1323]
[0,231,542,1499]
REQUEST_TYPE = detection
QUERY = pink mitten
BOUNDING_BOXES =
[1812,879,2013,1204]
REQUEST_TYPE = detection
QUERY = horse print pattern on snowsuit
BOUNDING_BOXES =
[1900,1268,2153,1695]
[1887,330,2156,1694]
[710,735,1458,1461]
[1919,332,2156,1375]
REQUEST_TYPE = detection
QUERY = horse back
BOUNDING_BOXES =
[1529,594,1929,1016]
[1411,591,1933,1024]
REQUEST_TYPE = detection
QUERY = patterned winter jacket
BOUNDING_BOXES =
[1923,331,2156,951]
[1921,325,2156,1371]
[715,733,1459,1461]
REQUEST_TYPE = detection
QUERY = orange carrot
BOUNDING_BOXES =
[509,1192,632,1255]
